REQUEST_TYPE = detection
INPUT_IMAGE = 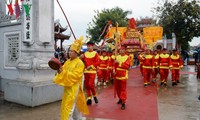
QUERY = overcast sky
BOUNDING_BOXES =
[54,0,200,46]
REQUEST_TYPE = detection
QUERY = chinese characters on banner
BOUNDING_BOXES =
[143,26,163,45]
[23,0,32,43]
[6,0,33,43]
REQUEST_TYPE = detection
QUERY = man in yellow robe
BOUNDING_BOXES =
[54,37,89,120]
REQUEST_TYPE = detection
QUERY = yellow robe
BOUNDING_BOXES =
[54,58,89,120]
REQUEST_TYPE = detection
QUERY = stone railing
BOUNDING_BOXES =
[0,14,22,26]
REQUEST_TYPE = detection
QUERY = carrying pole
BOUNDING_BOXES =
[114,22,120,98]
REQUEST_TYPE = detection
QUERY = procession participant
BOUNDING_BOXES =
[134,52,139,66]
[106,50,112,84]
[129,53,134,69]
[138,51,145,75]
[152,50,160,83]
[141,49,153,87]
[114,46,130,110]
[159,48,171,87]
[97,49,109,86]
[54,38,89,120]
[109,49,116,84]
[81,41,100,105]
[157,48,162,54]
[170,49,183,86]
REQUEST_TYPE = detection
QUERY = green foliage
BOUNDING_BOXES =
[154,0,200,49]
[86,7,132,44]
[181,40,190,50]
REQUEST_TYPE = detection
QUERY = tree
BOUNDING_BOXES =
[86,7,132,44]
[154,0,200,50]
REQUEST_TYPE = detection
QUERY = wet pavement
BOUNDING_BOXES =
[158,65,200,120]
[0,65,200,120]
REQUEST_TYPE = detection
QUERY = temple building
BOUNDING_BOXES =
[0,0,66,107]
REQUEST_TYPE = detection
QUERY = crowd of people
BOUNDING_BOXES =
[53,39,133,120]
[52,37,198,119]
[138,48,183,87]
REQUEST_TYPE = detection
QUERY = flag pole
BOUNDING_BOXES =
[114,22,119,56]
[114,22,120,98]
[56,0,76,40]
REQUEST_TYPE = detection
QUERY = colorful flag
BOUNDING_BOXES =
[23,4,32,16]
[15,0,21,18]
[7,4,14,15]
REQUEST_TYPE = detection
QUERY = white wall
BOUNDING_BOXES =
[0,23,22,80]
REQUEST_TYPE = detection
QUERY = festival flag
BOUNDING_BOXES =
[15,0,21,18]
[7,4,14,15]
[98,39,105,47]
[106,20,112,32]
[100,40,105,47]
[23,4,32,16]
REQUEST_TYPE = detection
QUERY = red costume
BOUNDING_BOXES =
[170,53,183,86]
[97,54,109,85]
[142,54,153,87]
[159,53,171,86]
[115,54,130,108]
[138,53,144,75]
[82,50,100,101]
[152,53,159,82]
[108,54,115,82]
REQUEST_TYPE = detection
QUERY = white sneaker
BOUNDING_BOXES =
[103,82,107,86]
[97,82,101,86]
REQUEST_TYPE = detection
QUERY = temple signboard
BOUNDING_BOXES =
[143,26,163,44]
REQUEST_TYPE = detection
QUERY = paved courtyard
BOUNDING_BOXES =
[0,65,200,120]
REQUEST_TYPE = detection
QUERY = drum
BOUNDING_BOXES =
[48,57,62,70]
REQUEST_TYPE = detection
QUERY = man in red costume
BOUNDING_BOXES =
[81,41,100,105]
[152,50,160,82]
[170,49,183,86]
[97,49,109,86]
[106,50,112,84]
[141,49,153,87]
[114,46,130,110]
[109,49,116,84]
[138,52,144,75]
[159,48,171,87]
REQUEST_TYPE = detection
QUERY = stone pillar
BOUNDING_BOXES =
[0,0,6,15]
[163,34,167,49]
[4,0,64,107]
[16,0,55,82]
[172,33,176,49]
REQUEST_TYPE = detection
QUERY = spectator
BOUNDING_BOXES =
[181,50,189,66]
[198,48,200,62]
[193,52,198,64]
[134,53,139,66]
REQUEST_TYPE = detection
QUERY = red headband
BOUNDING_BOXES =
[87,44,93,46]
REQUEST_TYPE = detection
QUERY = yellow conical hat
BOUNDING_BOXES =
[70,36,84,53]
